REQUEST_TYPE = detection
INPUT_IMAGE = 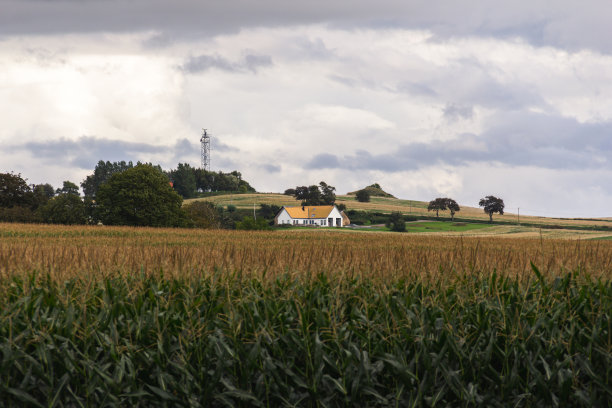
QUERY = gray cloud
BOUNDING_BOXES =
[261,164,281,173]
[181,53,272,74]
[443,103,474,121]
[7,136,241,171]
[3,1,612,54]
[306,112,612,172]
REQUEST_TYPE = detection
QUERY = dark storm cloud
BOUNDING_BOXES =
[3,1,612,54]
[181,54,272,74]
[306,112,612,172]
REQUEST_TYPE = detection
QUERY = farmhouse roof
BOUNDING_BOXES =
[284,205,335,219]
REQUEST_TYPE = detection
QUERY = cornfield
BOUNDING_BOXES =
[0,223,610,406]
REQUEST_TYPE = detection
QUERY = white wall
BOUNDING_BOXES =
[274,206,346,227]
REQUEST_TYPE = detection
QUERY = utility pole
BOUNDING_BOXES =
[253,202,256,220]
[518,207,520,224]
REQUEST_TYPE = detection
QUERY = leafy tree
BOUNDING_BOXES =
[336,203,347,212]
[0,172,33,208]
[319,181,336,205]
[56,181,80,196]
[427,198,447,218]
[292,182,336,205]
[32,183,55,199]
[96,164,185,227]
[387,211,406,232]
[81,160,134,198]
[446,198,460,221]
[39,194,87,225]
[355,189,371,203]
[170,163,197,198]
[259,204,281,219]
[183,201,220,229]
[283,188,296,196]
[226,204,237,213]
[235,216,271,230]
[479,195,505,223]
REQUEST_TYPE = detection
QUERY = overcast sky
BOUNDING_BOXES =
[2,0,612,217]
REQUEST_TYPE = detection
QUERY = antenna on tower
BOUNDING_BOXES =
[200,129,211,171]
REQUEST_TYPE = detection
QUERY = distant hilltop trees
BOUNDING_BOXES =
[0,160,257,227]
[349,183,395,201]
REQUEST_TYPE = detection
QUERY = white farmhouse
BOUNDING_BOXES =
[274,205,350,227]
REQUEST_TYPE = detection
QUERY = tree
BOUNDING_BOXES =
[445,198,460,221]
[96,164,185,227]
[259,204,281,219]
[319,181,336,205]
[81,160,134,198]
[283,188,296,196]
[427,198,447,218]
[31,183,55,210]
[292,182,336,206]
[183,201,220,229]
[387,211,406,232]
[171,163,197,198]
[479,195,505,223]
[56,181,80,196]
[39,194,87,225]
[355,189,371,203]
[428,197,460,220]
[0,172,33,208]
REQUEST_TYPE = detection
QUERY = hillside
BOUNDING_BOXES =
[185,192,612,231]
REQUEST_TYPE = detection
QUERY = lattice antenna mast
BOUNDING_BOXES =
[200,129,211,171]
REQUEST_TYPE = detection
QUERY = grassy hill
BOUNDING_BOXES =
[184,192,612,239]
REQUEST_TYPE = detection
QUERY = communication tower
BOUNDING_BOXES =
[200,129,211,171]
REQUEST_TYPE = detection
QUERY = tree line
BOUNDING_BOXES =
[0,161,257,227]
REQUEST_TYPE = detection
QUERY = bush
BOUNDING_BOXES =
[235,216,271,230]
[355,189,371,203]
[183,201,220,229]
[388,211,406,232]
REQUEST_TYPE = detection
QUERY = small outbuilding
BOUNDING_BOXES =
[274,205,349,227]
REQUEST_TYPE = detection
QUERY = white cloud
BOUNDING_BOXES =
[1,23,612,216]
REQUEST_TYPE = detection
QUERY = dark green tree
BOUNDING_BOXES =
[0,172,33,208]
[446,198,460,221]
[427,198,448,218]
[38,194,87,225]
[319,181,336,205]
[183,201,220,229]
[81,160,134,198]
[171,163,197,198]
[96,164,185,227]
[479,195,505,223]
[56,181,80,196]
[293,182,336,206]
[355,189,371,203]
[387,211,406,232]
[259,204,281,219]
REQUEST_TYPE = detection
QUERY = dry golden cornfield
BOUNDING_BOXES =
[1,222,611,406]
[2,222,612,282]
